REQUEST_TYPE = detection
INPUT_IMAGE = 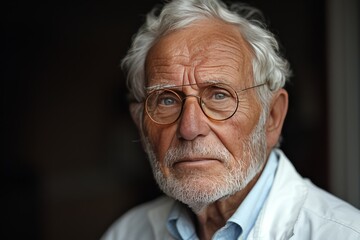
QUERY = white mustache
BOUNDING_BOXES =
[164,142,231,167]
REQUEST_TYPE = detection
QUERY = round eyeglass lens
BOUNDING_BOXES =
[145,89,182,124]
[201,84,238,120]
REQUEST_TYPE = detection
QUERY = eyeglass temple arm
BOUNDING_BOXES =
[238,81,269,93]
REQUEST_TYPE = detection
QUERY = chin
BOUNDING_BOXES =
[154,167,248,211]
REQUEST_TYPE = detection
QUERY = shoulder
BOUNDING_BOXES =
[101,196,175,240]
[296,181,360,238]
[256,149,360,239]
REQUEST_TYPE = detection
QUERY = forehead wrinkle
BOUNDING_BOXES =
[146,41,191,79]
[196,67,239,78]
[195,51,250,86]
[211,40,244,55]
[146,19,254,88]
[196,64,240,81]
[206,40,251,64]
[147,56,189,80]
[193,37,252,74]
[149,54,191,68]
[210,48,244,68]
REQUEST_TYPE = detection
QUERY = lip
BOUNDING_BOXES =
[173,158,221,168]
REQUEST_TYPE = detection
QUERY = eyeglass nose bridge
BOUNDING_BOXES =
[181,94,205,106]
[181,94,201,102]
[179,94,206,116]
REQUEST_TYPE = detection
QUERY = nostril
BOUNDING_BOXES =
[177,100,210,141]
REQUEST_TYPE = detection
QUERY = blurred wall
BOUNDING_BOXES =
[327,0,360,208]
[3,0,349,239]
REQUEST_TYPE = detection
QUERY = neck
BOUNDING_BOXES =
[194,170,262,240]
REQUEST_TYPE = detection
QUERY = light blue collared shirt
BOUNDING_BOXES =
[167,151,279,240]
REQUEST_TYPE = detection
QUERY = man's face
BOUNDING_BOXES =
[142,20,268,211]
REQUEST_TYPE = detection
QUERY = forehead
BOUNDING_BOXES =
[145,19,254,87]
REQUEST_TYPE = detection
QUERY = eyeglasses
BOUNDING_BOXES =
[144,82,267,125]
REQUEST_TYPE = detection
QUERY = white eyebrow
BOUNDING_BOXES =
[145,80,221,91]
[145,84,178,91]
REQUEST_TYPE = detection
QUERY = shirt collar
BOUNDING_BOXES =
[167,202,197,240]
[166,150,279,240]
[228,150,279,239]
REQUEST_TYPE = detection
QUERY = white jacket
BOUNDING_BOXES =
[102,150,360,239]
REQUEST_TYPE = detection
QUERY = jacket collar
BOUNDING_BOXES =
[250,149,308,239]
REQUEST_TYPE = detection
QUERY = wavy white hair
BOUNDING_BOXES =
[121,0,291,115]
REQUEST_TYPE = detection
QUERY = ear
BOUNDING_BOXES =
[129,103,143,130]
[265,89,288,151]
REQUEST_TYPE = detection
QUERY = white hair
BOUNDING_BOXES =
[121,0,291,113]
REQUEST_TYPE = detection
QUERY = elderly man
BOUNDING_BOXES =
[102,0,360,239]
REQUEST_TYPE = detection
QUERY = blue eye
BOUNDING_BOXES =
[209,88,231,101]
[160,97,176,105]
[156,91,180,106]
[214,92,227,100]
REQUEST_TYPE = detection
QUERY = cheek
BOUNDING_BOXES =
[216,111,260,159]
[144,118,177,163]
[217,121,247,158]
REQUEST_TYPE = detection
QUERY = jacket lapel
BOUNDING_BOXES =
[249,149,308,239]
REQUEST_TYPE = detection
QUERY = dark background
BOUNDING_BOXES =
[3,0,328,239]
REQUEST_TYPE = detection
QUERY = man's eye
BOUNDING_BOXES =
[214,92,227,100]
[156,92,180,106]
[210,89,231,101]
[159,97,177,105]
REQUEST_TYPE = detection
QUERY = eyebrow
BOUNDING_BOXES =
[145,80,223,91]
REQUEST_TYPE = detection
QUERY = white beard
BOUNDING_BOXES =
[143,110,268,213]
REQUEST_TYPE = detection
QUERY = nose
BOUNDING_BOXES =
[177,96,211,140]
